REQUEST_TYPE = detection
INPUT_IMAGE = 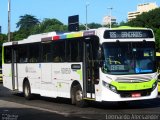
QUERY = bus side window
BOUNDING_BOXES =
[53,41,65,62]
[18,44,28,63]
[28,43,40,63]
[71,40,78,62]
[42,43,52,62]
[4,46,12,63]
[66,39,82,62]
[65,40,71,62]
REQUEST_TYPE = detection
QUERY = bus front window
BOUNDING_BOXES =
[102,42,156,75]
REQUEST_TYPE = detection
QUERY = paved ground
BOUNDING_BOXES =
[0,83,160,120]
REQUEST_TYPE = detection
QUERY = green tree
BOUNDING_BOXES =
[16,14,40,30]
[12,30,28,41]
[155,29,160,51]
[0,34,7,42]
[88,23,102,29]
[119,21,126,26]
[125,8,160,51]
[79,24,86,30]
[15,14,40,39]
[32,18,67,34]
[127,8,160,29]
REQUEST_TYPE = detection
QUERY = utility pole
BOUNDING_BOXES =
[8,0,11,42]
[107,7,113,29]
[86,2,89,30]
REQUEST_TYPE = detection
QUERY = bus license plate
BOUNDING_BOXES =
[132,93,141,97]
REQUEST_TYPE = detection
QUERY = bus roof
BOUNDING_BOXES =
[3,29,98,46]
[112,26,146,30]
[3,26,153,46]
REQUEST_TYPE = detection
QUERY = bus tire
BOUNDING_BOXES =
[23,81,32,100]
[72,85,87,107]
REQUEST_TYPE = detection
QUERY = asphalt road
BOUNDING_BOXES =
[0,83,160,120]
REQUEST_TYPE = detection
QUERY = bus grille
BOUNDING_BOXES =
[115,75,152,83]
[118,89,152,98]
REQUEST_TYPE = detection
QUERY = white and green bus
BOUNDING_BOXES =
[2,26,158,107]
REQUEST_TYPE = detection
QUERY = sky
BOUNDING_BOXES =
[0,0,160,34]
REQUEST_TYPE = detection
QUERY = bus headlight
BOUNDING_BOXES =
[110,85,117,93]
[102,81,117,93]
[152,81,158,91]
[102,81,109,88]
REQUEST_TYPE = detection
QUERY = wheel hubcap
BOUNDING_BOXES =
[76,90,82,101]
[25,85,29,96]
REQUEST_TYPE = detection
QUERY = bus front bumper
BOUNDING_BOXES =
[99,85,158,102]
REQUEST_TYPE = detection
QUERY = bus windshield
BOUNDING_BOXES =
[102,42,156,75]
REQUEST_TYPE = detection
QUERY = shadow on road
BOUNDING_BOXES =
[13,93,160,110]
[88,97,160,110]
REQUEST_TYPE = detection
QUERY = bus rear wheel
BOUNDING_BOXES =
[72,85,87,107]
[23,81,32,100]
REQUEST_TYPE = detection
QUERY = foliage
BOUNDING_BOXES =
[119,21,126,26]
[16,14,40,31]
[12,30,28,41]
[127,8,160,30]
[15,14,40,40]
[79,24,86,30]
[88,23,102,29]
[124,8,160,51]
[32,18,67,34]
[0,34,7,42]
[155,29,160,51]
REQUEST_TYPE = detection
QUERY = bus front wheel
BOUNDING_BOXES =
[72,85,87,107]
[23,81,32,100]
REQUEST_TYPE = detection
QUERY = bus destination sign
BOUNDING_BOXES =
[104,30,153,39]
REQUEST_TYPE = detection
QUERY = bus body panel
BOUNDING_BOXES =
[52,63,83,98]
[3,64,12,90]
[3,62,83,99]
[40,63,56,97]
[23,63,41,93]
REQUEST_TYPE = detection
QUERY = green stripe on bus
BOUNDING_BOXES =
[76,70,82,80]
[2,46,4,64]
[83,98,95,101]
[67,34,74,38]
[111,79,156,91]
[9,69,12,77]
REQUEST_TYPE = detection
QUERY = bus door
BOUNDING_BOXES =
[11,45,19,90]
[83,39,98,99]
